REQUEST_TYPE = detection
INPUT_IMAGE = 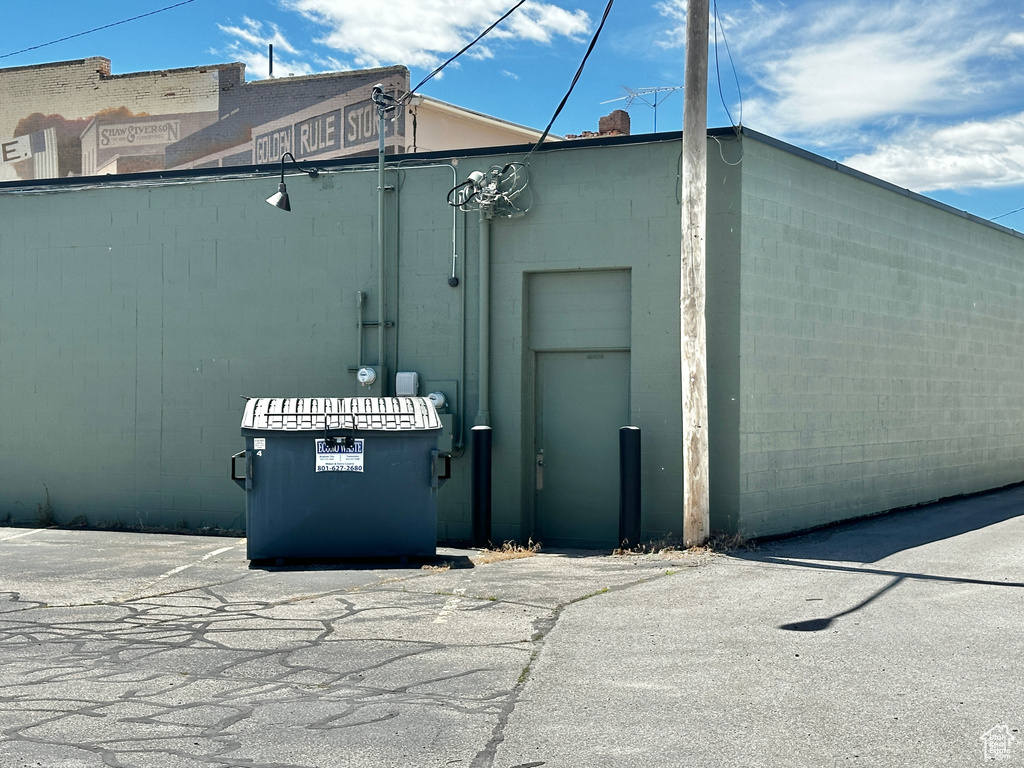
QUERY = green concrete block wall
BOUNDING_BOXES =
[8,130,1017,543]
[480,141,686,542]
[736,134,1024,536]
[705,134,743,533]
[0,173,384,530]
[0,138,688,541]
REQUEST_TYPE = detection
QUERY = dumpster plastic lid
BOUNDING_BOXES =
[241,396,442,432]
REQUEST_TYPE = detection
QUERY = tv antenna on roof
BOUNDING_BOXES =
[601,85,683,132]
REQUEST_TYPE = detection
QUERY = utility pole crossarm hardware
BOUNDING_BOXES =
[681,0,711,547]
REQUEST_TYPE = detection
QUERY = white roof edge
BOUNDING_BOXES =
[409,95,562,141]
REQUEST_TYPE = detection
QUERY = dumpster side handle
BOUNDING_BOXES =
[231,451,253,491]
[431,450,451,489]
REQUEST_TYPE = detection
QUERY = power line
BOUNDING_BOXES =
[992,204,1024,221]
[0,0,201,61]
[525,0,615,162]
[713,0,743,128]
[405,0,528,101]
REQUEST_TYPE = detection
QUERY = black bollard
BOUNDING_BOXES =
[619,426,641,548]
[471,426,492,548]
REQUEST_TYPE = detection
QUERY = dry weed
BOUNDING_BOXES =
[613,534,685,558]
[707,531,759,552]
[613,532,747,563]
[472,539,541,565]
[421,563,452,572]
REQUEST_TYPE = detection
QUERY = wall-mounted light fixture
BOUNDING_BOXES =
[266,151,319,211]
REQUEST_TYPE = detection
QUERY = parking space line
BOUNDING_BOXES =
[155,564,192,580]
[109,544,239,603]
[201,546,235,560]
[154,545,236,581]
[0,528,46,543]
[433,588,466,623]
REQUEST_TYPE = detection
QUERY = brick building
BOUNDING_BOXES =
[0,58,553,181]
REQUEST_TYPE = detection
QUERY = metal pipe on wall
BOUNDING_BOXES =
[456,207,468,450]
[376,101,387,377]
[475,210,491,426]
[356,291,364,367]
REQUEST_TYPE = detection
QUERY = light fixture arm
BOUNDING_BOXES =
[266,152,319,212]
[277,151,319,182]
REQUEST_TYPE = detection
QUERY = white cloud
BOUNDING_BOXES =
[655,1,1024,145]
[217,17,316,79]
[843,114,1024,192]
[232,50,315,80]
[312,55,353,72]
[218,17,301,55]
[214,2,588,81]
[1005,31,1024,47]
[654,0,685,48]
[282,0,590,69]
[502,3,590,44]
[737,1,1014,137]
[657,0,1024,192]
[747,34,964,129]
[656,0,785,51]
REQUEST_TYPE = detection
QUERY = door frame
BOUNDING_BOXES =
[519,268,633,545]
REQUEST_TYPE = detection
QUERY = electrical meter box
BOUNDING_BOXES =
[395,371,419,395]
[231,396,450,560]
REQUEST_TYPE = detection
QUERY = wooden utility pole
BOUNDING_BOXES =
[681,0,710,547]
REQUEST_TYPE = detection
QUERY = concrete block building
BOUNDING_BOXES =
[0,127,1021,545]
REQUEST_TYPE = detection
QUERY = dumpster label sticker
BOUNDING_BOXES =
[253,438,266,450]
[315,438,364,472]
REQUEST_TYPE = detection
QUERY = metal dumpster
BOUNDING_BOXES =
[231,396,450,560]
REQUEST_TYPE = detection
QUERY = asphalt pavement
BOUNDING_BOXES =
[1,485,1023,767]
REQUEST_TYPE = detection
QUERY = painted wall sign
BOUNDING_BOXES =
[344,99,395,148]
[315,438,364,472]
[255,126,294,165]
[0,135,33,163]
[99,120,181,148]
[295,109,341,159]
[1,61,413,180]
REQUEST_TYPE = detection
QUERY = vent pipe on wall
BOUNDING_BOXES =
[371,84,395,386]
[474,210,491,427]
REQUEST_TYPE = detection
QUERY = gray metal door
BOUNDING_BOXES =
[534,350,630,547]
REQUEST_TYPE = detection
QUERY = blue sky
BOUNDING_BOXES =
[3,0,1024,226]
